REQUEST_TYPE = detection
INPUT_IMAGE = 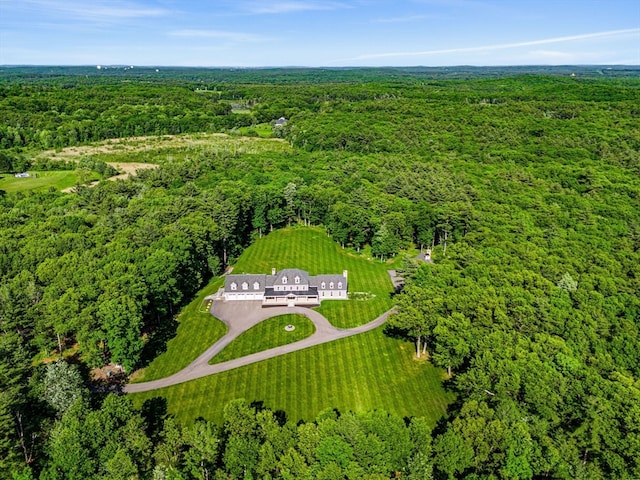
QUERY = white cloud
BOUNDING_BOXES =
[345,29,640,61]
[411,0,487,8]
[169,30,269,43]
[16,0,169,20]
[241,1,349,14]
[373,14,438,24]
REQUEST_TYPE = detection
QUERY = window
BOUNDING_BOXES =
[329,282,334,289]
[282,276,288,284]
[321,282,326,289]
[338,281,343,289]
[295,276,300,284]
[242,282,248,290]
[253,281,260,290]
[230,282,237,291]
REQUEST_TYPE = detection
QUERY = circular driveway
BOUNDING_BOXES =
[124,301,394,393]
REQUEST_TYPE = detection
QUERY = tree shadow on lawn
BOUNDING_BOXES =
[250,400,288,426]
[141,396,169,442]
[382,323,409,340]
[137,316,179,369]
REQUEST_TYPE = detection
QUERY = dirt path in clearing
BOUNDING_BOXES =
[60,162,159,193]
[107,162,159,179]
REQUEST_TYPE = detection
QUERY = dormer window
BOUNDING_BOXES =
[329,282,334,289]
[253,281,260,290]
[242,282,248,290]
[338,281,343,289]
[295,276,300,284]
[282,276,288,284]
[230,282,237,291]
[321,281,326,289]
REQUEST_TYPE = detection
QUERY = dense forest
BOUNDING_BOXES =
[0,67,639,479]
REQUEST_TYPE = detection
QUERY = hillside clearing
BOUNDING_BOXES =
[33,132,289,163]
[129,227,452,425]
[0,170,96,193]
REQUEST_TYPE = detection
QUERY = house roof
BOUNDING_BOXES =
[225,274,267,292]
[312,274,347,290]
[273,268,310,286]
[224,269,347,293]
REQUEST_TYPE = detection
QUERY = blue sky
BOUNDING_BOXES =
[1,0,638,66]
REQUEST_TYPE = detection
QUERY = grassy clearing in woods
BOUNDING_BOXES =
[129,227,453,425]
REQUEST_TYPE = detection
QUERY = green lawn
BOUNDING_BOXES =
[236,123,274,138]
[210,314,315,365]
[130,278,227,383]
[134,227,396,381]
[233,227,399,328]
[0,170,86,193]
[130,227,453,427]
[131,327,455,427]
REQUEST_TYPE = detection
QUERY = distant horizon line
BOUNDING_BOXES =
[1,64,639,69]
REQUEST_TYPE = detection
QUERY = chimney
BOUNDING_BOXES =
[272,267,276,276]
[343,270,348,280]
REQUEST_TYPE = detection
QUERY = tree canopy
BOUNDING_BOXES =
[1,67,639,478]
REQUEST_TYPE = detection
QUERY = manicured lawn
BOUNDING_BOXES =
[233,227,399,328]
[131,327,455,427]
[134,227,396,380]
[0,170,86,192]
[129,227,453,428]
[210,314,315,364]
[130,278,227,383]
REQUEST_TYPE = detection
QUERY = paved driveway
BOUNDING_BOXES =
[124,301,395,393]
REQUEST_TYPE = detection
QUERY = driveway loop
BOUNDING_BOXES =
[125,300,395,393]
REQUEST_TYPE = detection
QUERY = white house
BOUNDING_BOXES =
[223,268,347,306]
[274,117,288,127]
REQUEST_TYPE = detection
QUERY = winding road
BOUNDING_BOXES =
[124,301,395,393]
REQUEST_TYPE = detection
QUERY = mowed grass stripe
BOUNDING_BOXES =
[234,227,397,328]
[131,278,227,382]
[209,314,314,364]
[130,227,452,427]
[131,328,454,427]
